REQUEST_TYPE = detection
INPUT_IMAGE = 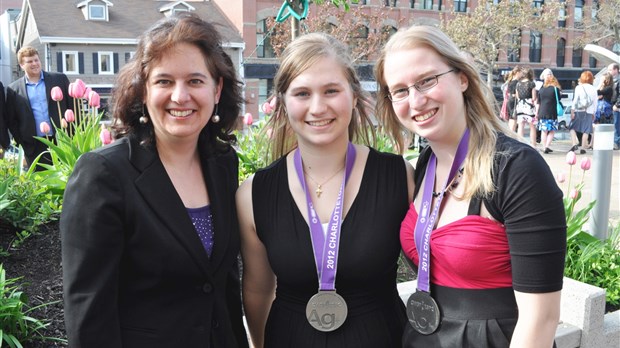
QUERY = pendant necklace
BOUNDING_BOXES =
[304,166,345,198]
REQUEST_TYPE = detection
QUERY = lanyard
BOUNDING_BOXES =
[414,129,470,292]
[293,143,356,290]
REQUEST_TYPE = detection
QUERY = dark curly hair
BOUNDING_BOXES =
[110,12,243,154]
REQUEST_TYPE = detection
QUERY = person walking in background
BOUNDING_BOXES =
[375,25,565,348]
[595,72,614,125]
[61,13,249,347]
[569,71,598,154]
[608,63,620,149]
[537,74,562,153]
[0,81,9,154]
[238,32,414,348]
[5,46,72,168]
[506,66,521,132]
[515,67,538,147]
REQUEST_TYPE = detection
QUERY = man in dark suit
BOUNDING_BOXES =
[0,81,9,155]
[5,46,72,167]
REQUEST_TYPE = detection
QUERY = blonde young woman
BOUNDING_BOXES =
[237,33,414,348]
[375,26,566,348]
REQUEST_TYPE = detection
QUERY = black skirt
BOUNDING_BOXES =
[403,285,556,348]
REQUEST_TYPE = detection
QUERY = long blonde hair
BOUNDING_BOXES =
[375,25,511,199]
[265,32,377,161]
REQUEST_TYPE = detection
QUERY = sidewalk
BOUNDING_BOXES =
[532,129,620,226]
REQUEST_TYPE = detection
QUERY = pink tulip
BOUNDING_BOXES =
[100,128,112,145]
[556,172,566,183]
[84,87,93,99]
[73,79,87,99]
[269,96,277,109]
[50,86,63,101]
[65,109,75,123]
[566,151,576,165]
[580,157,591,171]
[68,82,76,98]
[60,118,68,129]
[244,112,253,125]
[569,188,580,200]
[88,91,101,108]
[39,121,51,135]
[262,101,272,115]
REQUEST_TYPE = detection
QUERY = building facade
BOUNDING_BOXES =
[212,0,614,121]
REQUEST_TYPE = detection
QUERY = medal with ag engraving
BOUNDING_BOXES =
[294,144,357,333]
[406,291,440,335]
[306,291,348,332]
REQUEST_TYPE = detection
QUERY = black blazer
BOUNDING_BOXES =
[0,81,8,149]
[5,71,72,159]
[60,136,249,348]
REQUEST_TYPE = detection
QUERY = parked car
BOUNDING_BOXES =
[558,105,572,130]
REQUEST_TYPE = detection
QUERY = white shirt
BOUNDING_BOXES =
[574,83,598,114]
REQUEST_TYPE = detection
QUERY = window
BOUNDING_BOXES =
[453,0,466,12]
[589,56,597,68]
[533,0,544,9]
[351,25,370,60]
[89,4,106,20]
[98,52,114,74]
[572,47,583,68]
[574,0,584,29]
[410,0,415,8]
[558,0,566,27]
[382,25,398,40]
[384,0,398,6]
[507,31,521,63]
[556,38,566,67]
[529,31,541,63]
[63,51,79,74]
[256,19,275,59]
[422,0,433,10]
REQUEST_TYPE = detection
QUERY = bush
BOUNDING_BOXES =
[0,264,65,347]
[0,160,60,243]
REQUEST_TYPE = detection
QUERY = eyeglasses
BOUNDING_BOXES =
[387,69,455,103]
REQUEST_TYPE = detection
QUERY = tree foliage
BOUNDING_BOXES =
[441,0,564,86]
[579,0,620,49]
[268,2,400,62]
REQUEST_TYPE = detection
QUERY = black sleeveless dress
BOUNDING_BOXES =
[252,148,409,348]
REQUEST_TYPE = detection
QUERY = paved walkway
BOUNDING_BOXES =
[526,129,620,228]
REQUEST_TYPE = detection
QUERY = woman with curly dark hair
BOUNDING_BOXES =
[61,13,249,348]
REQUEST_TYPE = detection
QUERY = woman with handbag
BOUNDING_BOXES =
[515,67,538,147]
[536,75,562,153]
[595,73,614,124]
[569,71,598,154]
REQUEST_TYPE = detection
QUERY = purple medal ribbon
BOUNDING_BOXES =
[414,129,470,293]
[294,143,356,291]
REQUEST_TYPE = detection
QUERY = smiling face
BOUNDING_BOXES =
[283,56,356,148]
[144,43,222,146]
[383,47,468,144]
[20,54,42,81]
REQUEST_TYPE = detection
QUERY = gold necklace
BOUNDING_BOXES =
[304,166,345,198]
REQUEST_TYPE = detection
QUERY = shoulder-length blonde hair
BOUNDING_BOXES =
[374,25,510,199]
[265,32,376,161]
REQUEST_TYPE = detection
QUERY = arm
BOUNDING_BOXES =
[60,152,125,347]
[237,177,276,348]
[510,291,561,348]
[491,142,565,348]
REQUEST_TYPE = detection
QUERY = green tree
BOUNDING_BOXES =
[579,0,620,50]
[269,2,400,62]
[441,0,564,86]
